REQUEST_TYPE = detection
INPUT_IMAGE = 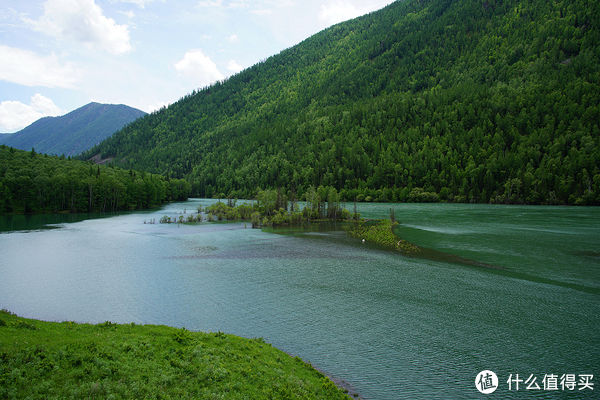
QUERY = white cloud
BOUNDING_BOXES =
[228,34,238,42]
[0,45,80,88]
[196,0,223,6]
[228,0,250,8]
[26,0,131,55]
[79,55,185,115]
[174,50,224,87]
[119,10,136,19]
[318,1,363,26]
[0,94,62,133]
[115,0,153,8]
[196,0,292,14]
[197,0,249,9]
[227,60,243,73]
[30,93,62,115]
[251,9,273,16]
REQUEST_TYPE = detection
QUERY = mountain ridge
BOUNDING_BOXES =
[0,102,146,157]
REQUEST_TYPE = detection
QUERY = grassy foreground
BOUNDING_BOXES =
[0,311,350,399]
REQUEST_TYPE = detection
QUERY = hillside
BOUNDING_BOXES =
[0,146,189,214]
[0,311,350,399]
[84,0,600,205]
[0,103,145,157]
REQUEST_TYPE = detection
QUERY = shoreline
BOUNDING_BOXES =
[279,349,362,399]
[320,370,362,399]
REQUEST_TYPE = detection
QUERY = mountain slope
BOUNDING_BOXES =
[84,0,600,205]
[1,103,145,157]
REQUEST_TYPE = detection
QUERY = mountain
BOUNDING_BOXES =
[84,0,600,205]
[0,103,146,157]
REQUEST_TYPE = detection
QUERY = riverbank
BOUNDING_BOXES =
[0,310,351,399]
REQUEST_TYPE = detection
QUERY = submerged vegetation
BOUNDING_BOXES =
[347,219,422,256]
[155,190,424,258]
[0,310,350,399]
[0,146,190,214]
[158,188,355,228]
[157,197,424,256]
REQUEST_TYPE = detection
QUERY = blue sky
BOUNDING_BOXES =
[0,0,394,132]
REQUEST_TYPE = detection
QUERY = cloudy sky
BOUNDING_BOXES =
[0,0,394,132]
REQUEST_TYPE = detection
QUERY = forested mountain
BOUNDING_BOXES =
[0,103,145,157]
[0,146,190,214]
[84,0,600,205]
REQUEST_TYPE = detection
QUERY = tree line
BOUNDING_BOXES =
[0,146,190,214]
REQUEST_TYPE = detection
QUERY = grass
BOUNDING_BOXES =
[347,220,421,256]
[0,310,351,399]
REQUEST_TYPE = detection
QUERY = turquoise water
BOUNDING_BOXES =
[0,200,598,399]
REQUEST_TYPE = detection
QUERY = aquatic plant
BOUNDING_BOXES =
[347,220,421,256]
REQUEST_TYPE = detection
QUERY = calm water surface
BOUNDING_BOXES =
[0,200,598,399]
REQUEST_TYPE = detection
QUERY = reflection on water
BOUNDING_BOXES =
[0,199,598,400]
[0,211,126,232]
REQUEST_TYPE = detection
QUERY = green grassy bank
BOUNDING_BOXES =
[0,311,351,399]
[347,220,421,256]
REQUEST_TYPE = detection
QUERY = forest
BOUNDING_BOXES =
[0,146,190,214]
[82,0,600,205]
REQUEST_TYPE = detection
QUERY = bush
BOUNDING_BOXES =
[347,220,421,255]
[11,321,37,330]
[408,187,439,203]
[272,210,288,226]
[173,328,191,344]
[340,209,351,220]
[251,211,261,227]
[237,204,254,219]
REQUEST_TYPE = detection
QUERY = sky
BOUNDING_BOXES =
[0,0,395,133]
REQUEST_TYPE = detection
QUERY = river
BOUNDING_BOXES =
[0,200,598,399]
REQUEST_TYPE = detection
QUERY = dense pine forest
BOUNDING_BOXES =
[83,0,600,205]
[0,146,190,214]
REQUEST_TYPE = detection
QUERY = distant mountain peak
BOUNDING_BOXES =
[0,102,146,156]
